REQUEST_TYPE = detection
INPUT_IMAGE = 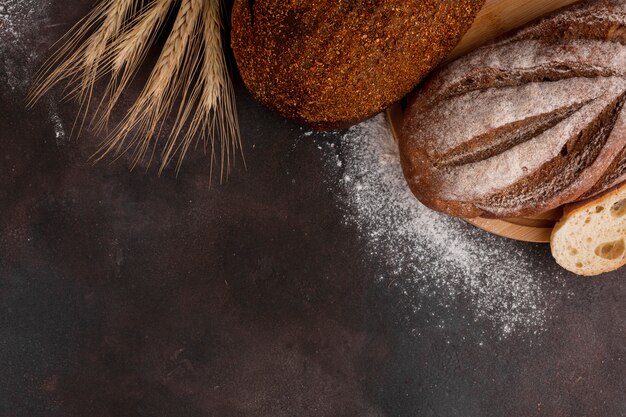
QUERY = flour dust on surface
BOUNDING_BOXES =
[316,114,569,339]
[1,0,66,143]
[0,0,50,91]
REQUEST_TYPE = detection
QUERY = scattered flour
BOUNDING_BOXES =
[49,106,68,146]
[1,0,66,145]
[0,0,50,91]
[318,114,568,338]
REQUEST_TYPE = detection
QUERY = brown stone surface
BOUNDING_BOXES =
[0,1,624,417]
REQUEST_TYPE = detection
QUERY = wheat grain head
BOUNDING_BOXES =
[29,0,242,181]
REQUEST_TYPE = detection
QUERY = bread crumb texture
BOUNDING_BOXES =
[551,182,626,276]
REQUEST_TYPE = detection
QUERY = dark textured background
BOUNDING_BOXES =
[0,1,624,416]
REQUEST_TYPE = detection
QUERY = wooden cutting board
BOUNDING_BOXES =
[449,0,580,62]
[386,0,579,243]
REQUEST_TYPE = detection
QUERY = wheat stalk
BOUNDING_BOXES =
[28,0,135,109]
[164,0,242,179]
[94,0,174,131]
[97,0,204,167]
[28,0,242,180]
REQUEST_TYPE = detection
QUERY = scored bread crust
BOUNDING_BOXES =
[231,0,485,130]
[400,0,626,219]
[551,181,626,276]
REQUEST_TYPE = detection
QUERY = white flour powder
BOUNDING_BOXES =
[0,0,50,91]
[318,115,568,338]
[1,0,66,141]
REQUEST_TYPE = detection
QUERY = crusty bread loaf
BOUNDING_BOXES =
[399,0,626,219]
[231,0,485,130]
[551,182,626,276]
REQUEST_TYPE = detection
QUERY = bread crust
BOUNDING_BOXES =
[562,181,626,217]
[400,0,626,219]
[231,0,485,130]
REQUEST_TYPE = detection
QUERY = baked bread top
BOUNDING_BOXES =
[400,0,626,219]
[231,0,485,129]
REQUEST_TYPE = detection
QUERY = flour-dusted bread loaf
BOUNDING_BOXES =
[551,182,626,276]
[231,0,485,130]
[399,0,626,219]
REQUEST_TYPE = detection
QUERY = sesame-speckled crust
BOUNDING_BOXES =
[400,0,626,219]
[231,0,485,130]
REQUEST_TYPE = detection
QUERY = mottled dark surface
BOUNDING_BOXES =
[0,1,624,417]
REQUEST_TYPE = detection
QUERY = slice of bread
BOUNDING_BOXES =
[551,182,626,276]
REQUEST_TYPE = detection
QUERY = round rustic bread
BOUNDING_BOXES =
[399,0,626,219]
[231,0,485,130]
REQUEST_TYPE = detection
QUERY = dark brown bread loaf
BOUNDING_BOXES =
[231,0,485,130]
[399,0,626,219]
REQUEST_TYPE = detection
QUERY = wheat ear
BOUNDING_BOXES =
[29,0,242,179]
[27,0,135,110]
[164,0,242,179]
[95,0,204,168]
[93,0,175,132]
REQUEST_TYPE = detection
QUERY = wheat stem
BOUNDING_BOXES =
[29,0,242,180]
[164,0,242,181]
[93,0,175,130]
